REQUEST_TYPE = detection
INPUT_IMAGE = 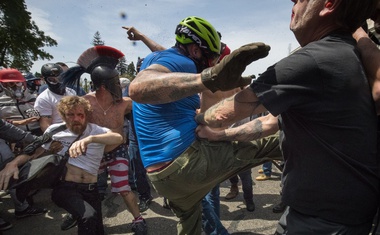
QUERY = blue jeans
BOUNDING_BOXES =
[229,169,253,202]
[202,184,229,235]
[128,140,151,200]
[263,161,273,176]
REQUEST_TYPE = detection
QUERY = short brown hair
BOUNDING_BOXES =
[57,96,92,120]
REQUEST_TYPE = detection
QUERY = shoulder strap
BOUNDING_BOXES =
[63,132,83,157]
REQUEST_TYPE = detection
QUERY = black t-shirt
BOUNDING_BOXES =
[251,32,379,225]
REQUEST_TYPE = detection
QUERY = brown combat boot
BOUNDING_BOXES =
[225,184,239,200]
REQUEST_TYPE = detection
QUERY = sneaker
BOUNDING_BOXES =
[255,174,271,181]
[225,184,239,200]
[0,218,12,231]
[245,200,255,212]
[258,169,264,174]
[132,219,148,235]
[162,197,170,209]
[139,197,153,212]
[15,206,48,219]
[61,213,78,231]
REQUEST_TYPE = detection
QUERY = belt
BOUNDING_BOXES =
[147,161,173,173]
[61,181,97,191]
[147,146,195,181]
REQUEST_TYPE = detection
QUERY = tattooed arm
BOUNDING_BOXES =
[129,64,208,104]
[195,87,267,128]
[196,114,279,142]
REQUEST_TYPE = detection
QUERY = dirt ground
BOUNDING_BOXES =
[0,165,284,235]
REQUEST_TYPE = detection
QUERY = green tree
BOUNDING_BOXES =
[127,62,136,77]
[120,62,136,80]
[0,0,57,71]
[91,31,105,46]
[116,57,128,75]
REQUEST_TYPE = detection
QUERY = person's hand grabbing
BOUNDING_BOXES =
[69,137,90,158]
[48,141,63,154]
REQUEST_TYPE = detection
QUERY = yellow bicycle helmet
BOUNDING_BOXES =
[175,16,221,55]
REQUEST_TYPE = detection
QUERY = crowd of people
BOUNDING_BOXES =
[0,0,380,234]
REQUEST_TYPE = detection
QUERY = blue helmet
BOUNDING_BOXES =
[23,72,41,93]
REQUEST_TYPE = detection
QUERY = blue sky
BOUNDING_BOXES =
[25,0,299,77]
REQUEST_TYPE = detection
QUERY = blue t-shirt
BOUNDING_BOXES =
[133,48,200,167]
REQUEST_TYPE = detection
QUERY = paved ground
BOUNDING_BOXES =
[0,165,284,235]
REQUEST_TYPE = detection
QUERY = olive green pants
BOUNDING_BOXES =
[148,133,282,235]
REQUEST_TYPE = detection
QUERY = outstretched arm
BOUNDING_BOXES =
[196,114,279,142]
[0,119,37,144]
[129,43,270,104]
[122,26,166,52]
[129,64,208,104]
[68,131,123,158]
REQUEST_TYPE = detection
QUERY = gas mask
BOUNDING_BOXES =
[1,82,25,100]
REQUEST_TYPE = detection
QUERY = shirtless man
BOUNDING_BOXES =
[83,62,147,234]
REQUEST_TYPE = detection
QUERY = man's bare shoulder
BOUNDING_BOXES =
[84,93,96,99]
[118,97,132,114]
[122,96,132,103]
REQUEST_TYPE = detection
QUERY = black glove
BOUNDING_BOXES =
[201,42,270,92]
[22,133,52,155]
[22,123,67,155]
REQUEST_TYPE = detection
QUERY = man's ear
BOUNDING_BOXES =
[320,0,340,16]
